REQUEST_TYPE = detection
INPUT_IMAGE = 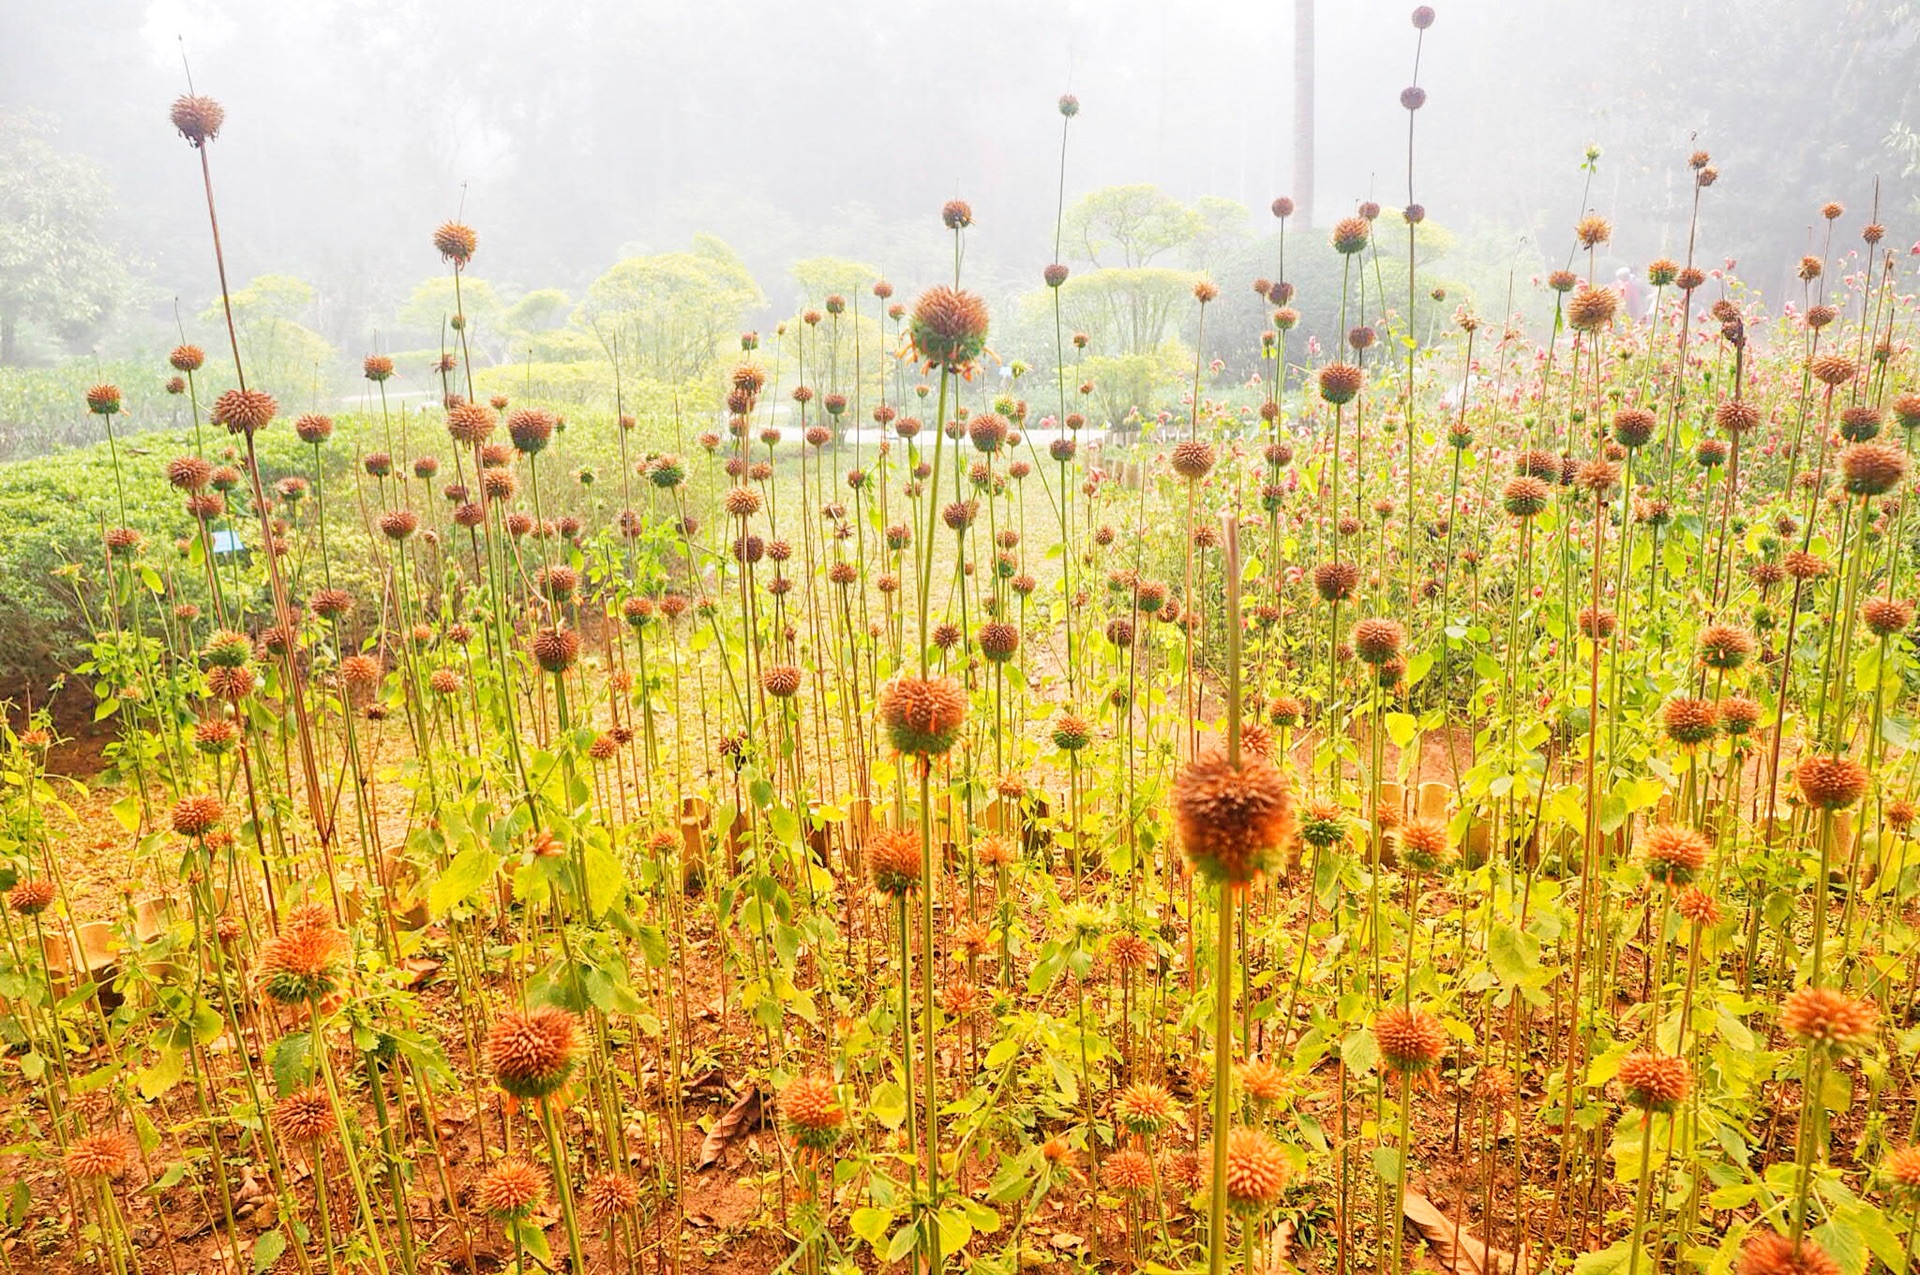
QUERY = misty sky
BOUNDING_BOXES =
[5,0,1913,356]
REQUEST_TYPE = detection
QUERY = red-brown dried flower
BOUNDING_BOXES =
[1173,751,1295,884]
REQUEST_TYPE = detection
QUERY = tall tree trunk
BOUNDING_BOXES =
[1293,0,1316,227]
[0,313,16,367]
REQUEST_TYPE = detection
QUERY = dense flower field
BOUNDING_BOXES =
[8,10,1920,1275]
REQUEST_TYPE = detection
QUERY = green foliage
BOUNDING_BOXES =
[0,359,173,460]
[789,256,879,303]
[0,113,134,365]
[200,275,336,401]
[398,275,504,341]
[1072,341,1192,428]
[579,234,764,383]
[500,288,571,335]
[1064,183,1203,268]
[1052,267,1201,359]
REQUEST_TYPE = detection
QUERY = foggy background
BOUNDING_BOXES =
[4,0,1918,393]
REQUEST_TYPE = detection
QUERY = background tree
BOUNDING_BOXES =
[788,256,879,309]
[1188,196,1255,273]
[1066,185,1203,269]
[0,114,133,365]
[501,289,571,337]
[578,234,763,385]
[200,274,335,398]
[1055,267,1199,358]
[398,275,505,360]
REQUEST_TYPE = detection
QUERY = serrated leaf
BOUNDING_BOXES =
[428,846,496,919]
[136,1046,185,1100]
[1340,1026,1379,1076]
[851,1207,893,1248]
[253,1228,287,1274]
[583,839,623,919]
[1572,1240,1633,1275]
[935,1206,973,1255]
[1489,922,1542,988]
[886,1220,920,1263]
[1385,712,1418,750]
[268,1032,313,1096]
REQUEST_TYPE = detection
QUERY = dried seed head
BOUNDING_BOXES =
[879,676,967,756]
[272,1086,336,1143]
[1795,755,1868,809]
[1171,439,1217,479]
[258,923,348,1004]
[1737,1230,1840,1275]
[433,221,478,265]
[1841,442,1907,497]
[1617,1051,1691,1111]
[1173,751,1295,884]
[1642,824,1710,887]
[780,1075,844,1151]
[213,387,277,434]
[1373,1006,1446,1072]
[170,793,225,838]
[1661,697,1718,747]
[1779,987,1877,1051]
[64,1132,135,1182]
[868,827,923,896]
[1221,1126,1289,1214]
[170,95,225,146]
[486,1006,580,1099]
[909,286,990,371]
[583,1172,640,1220]
[476,1159,548,1220]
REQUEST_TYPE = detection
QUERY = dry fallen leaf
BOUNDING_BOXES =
[682,1067,730,1101]
[1402,1190,1528,1275]
[694,1087,764,1169]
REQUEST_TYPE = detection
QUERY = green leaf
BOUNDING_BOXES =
[1340,1026,1379,1077]
[1572,1240,1633,1275]
[512,1218,552,1265]
[1820,1068,1854,1114]
[635,924,670,968]
[886,1220,920,1264]
[253,1228,287,1274]
[1811,1210,1869,1275]
[935,1206,973,1255]
[870,1081,907,1131]
[1385,712,1419,750]
[110,792,141,834]
[387,1029,456,1085]
[851,1207,893,1248]
[136,1046,185,1100]
[429,846,497,919]
[268,1032,313,1097]
[1587,1043,1628,1088]
[583,839,623,919]
[1489,923,1542,988]
[1832,1200,1903,1275]
[957,1197,1001,1234]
